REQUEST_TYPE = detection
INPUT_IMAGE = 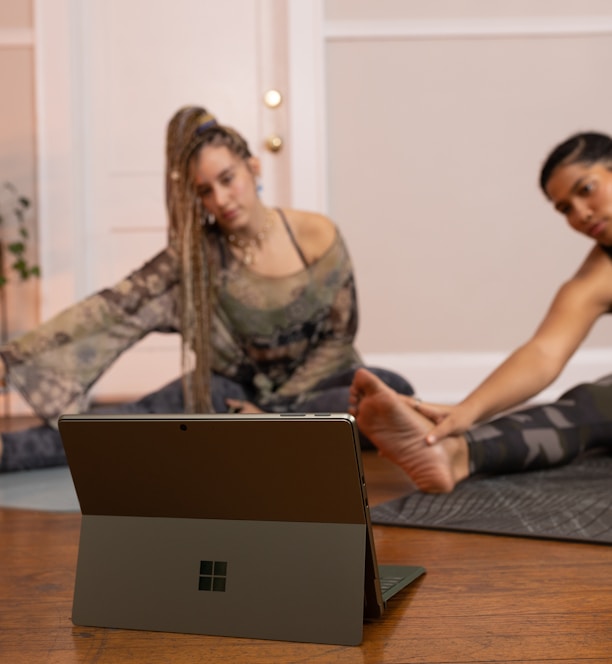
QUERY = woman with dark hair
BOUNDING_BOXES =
[0,105,413,471]
[350,131,612,493]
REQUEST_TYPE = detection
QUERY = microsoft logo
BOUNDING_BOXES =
[198,560,228,592]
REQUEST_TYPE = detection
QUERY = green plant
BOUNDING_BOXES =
[0,181,40,287]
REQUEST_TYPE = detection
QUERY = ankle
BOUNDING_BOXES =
[448,434,470,484]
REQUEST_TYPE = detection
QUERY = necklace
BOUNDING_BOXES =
[226,211,274,266]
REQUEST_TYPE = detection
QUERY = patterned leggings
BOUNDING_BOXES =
[0,366,412,472]
[466,373,612,475]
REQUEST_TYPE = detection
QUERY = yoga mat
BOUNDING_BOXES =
[0,466,79,512]
[371,453,612,544]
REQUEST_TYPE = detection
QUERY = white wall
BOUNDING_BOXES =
[317,0,612,401]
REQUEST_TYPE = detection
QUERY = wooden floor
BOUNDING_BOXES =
[1,418,612,663]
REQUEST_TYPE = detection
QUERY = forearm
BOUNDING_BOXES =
[457,342,565,424]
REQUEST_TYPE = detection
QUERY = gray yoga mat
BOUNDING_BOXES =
[371,452,612,544]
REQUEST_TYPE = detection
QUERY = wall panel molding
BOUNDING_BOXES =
[324,16,612,41]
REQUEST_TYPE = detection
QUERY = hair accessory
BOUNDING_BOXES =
[195,112,218,135]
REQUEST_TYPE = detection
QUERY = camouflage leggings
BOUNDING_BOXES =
[466,373,612,475]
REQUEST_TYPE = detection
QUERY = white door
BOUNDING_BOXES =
[36,0,291,400]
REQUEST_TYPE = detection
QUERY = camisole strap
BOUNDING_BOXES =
[276,207,308,267]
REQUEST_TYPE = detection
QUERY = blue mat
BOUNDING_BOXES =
[371,453,612,544]
[0,466,79,512]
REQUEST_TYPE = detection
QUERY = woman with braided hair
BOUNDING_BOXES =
[0,105,413,471]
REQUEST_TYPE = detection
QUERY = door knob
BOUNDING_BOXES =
[265,135,283,153]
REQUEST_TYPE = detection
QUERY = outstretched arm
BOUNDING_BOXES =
[0,248,180,423]
[423,245,612,443]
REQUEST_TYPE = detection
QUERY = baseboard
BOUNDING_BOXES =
[3,347,611,417]
[362,348,612,405]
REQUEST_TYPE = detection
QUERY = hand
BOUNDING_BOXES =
[413,402,475,445]
[225,398,264,414]
[411,400,452,424]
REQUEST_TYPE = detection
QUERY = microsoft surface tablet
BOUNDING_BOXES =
[59,413,425,646]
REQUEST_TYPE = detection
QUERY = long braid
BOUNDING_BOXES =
[164,106,252,413]
[185,198,211,412]
[166,107,216,412]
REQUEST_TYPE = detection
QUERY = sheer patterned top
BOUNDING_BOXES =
[0,212,361,421]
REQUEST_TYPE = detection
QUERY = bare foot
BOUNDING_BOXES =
[351,368,469,493]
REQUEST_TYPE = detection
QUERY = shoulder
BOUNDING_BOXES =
[556,244,612,313]
[572,244,612,282]
[528,245,612,359]
[279,208,338,264]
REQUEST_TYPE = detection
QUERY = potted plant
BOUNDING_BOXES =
[0,181,39,289]
[0,181,40,416]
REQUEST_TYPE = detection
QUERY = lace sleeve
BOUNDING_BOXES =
[0,248,181,423]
